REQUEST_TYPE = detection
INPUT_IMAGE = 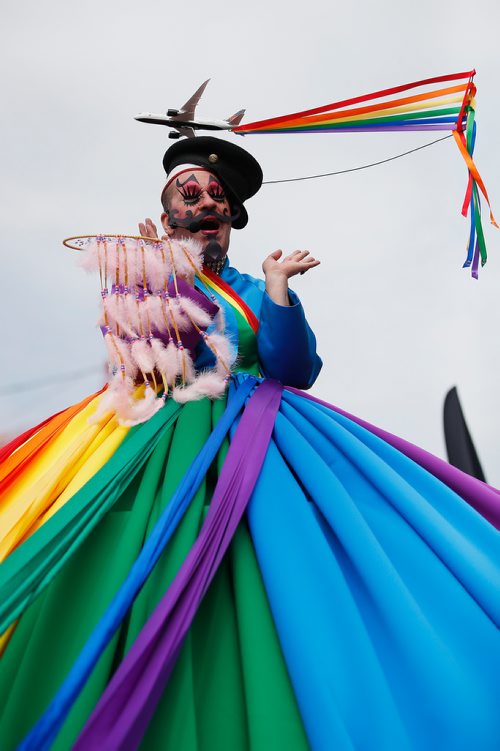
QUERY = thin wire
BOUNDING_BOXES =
[0,366,102,396]
[262,134,453,184]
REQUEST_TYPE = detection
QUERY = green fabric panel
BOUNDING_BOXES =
[228,522,310,751]
[0,400,183,633]
[232,310,261,376]
[0,398,309,750]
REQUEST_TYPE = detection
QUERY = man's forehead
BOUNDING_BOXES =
[178,170,222,185]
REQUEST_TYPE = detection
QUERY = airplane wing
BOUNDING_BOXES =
[175,125,196,139]
[180,79,210,119]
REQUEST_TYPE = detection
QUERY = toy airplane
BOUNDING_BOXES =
[134,79,245,139]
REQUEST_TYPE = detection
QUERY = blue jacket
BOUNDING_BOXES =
[195,260,322,390]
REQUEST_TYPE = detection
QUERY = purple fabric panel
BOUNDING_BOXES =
[74,379,283,751]
[287,387,500,529]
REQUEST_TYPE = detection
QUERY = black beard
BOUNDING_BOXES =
[204,239,224,261]
[203,240,226,275]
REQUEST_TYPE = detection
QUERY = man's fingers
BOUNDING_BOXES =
[145,218,159,238]
[285,250,310,262]
[138,222,146,236]
[299,259,321,275]
[300,259,320,267]
[146,218,157,232]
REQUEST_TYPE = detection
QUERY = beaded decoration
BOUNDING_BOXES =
[64,234,234,426]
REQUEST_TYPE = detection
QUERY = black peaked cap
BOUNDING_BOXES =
[163,136,263,229]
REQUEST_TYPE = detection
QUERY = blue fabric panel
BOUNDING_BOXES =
[247,390,500,751]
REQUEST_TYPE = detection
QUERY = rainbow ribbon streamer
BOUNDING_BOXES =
[234,70,497,277]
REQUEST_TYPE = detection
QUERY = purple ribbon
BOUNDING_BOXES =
[471,237,480,279]
[287,388,500,529]
[74,379,283,750]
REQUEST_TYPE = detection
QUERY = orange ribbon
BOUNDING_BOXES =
[453,130,498,227]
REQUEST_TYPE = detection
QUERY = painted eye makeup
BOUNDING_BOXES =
[207,182,226,203]
[178,181,202,205]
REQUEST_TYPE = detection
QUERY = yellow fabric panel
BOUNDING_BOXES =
[0,394,128,560]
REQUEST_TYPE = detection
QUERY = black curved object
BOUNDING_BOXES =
[443,386,486,482]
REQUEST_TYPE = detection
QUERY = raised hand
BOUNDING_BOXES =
[138,217,161,239]
[262,250,320,306]
[262,249,320,279]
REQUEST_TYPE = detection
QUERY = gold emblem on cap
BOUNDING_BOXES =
[208,153,218,164]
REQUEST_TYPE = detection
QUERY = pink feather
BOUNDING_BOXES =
[166,298,192,332]
[118,384,164,427]
[131,338,156,374]
[180,346,195,383]
[172,372,227,403]
[89,374,134,423]
[177,237,204,271]
[144,295,165,332]
[152,339,181,383]
[178,296,212,328]
[144,248,169,291]
[205,332,236,373]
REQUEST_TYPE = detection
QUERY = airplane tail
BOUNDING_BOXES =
[226,109,245,127]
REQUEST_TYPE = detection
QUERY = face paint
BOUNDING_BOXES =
[175,174,228,208]
[206,177,227,203]
[162,170,234,261]
[176,174,202,205]
[166,206,239,233]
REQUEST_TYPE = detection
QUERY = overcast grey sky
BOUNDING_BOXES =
[2,0,500,481]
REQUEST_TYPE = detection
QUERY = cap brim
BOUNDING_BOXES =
[225,189,248,230]
[232,205,248,230]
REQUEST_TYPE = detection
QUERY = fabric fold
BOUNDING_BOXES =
[73,379,282,750]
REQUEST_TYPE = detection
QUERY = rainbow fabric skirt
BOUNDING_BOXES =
[0,375,499,750]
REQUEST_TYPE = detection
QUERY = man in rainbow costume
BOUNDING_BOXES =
[0,137,498,751]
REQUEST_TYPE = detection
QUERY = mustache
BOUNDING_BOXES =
[167,206,240,233]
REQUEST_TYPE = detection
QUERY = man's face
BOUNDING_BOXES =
[161,170,232,255]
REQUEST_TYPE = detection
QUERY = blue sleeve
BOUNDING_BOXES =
[256,289,322,389]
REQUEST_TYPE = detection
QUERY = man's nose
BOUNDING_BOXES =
[198,191,217,210]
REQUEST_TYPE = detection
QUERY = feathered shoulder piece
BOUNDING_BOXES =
[65,234,234,425]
